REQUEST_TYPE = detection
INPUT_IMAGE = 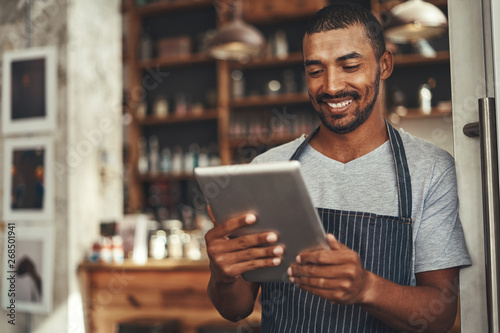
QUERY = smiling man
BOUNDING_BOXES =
[204,2,471,332]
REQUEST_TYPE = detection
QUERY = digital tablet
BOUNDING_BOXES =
[194,161,328,283]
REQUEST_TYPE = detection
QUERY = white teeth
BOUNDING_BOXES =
[327,100,352,109]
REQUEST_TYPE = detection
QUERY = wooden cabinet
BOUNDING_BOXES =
[79,260,261,333]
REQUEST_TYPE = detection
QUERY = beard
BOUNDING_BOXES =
[312,68,381,134]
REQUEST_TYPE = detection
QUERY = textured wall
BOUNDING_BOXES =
[0,0,122,332]
[66,0,123,331]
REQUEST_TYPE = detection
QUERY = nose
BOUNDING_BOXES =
[324,69,346,96]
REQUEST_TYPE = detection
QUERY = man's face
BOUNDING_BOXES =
[303,25,382,134]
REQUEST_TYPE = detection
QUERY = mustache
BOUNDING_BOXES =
[316,91,361,103]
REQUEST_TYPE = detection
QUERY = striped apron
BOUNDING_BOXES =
[260,121,412,332]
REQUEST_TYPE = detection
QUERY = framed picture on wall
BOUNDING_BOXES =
[1,46,57,135]
[2,137,54,221]
[2,225,54,314]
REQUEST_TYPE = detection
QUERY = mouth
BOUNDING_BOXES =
[326,99,353,109]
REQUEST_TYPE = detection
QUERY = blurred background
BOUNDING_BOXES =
[0,0,468,332]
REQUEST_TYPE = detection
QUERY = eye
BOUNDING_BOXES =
[343,65,360,71]
[308,70,323,77]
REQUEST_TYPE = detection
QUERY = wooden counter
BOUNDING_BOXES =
[78,259,261,333]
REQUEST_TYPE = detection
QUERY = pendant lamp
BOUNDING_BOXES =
[207,0,265,61]
[383,0,447,57]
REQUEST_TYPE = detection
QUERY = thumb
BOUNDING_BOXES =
[327,233,343,250]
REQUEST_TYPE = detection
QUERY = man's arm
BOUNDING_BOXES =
[205,212,284,321]
[288,233,459,333]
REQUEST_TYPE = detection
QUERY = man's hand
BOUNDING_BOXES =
[287,233,372,305]
[205,211,284,284]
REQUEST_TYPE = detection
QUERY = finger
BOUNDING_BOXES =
[224,257,283,278]
[222,232,281,252]
[229,245,284,264]
[288,275,338,290]
[327,233,344,250]
[206,205,216,224]
[288,263,354,279]
[295,249,354,266]
[206,213,257,239]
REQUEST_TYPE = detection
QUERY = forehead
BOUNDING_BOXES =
[302,25,374,61]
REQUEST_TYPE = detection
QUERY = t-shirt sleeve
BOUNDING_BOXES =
[414,160,472,274]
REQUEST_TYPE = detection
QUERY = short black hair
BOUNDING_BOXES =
[304,1,386,59]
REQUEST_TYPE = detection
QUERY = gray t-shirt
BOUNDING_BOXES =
[252,128,471,285]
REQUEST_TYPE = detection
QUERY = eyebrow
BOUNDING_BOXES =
[304,52,364,67]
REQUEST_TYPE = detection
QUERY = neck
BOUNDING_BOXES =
[309,111,388,163]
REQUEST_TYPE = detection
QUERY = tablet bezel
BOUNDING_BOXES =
[195,161,328,283]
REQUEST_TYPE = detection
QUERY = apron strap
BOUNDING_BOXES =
[289,122,413,220]
[385,120,412,220]
[289,126,319,161]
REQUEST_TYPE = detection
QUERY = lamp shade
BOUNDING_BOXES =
[207,19,265,61]
[384,0,448,42]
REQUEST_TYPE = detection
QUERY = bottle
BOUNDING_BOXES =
[140,28,153,60]
[274,30,289,59]
[198,147,210,168]
[99,237,113,263]
[283,69,297,94]
[231,70,245,98]
[149,230,167,260]
[160,147,172,173]
[184,144,200,174]
[148,135,160,175]
[172,146,184,173]
[112,235,124,264]
[137,101,147,119]
[174,93,188,116]
[419,83,432,115]
[89,241,101,263]
[153,96,168,118]
[138,137,149,175]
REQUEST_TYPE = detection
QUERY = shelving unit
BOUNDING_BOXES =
[124,0,452,214]
[370,0,452,124]
[124,0,325,213]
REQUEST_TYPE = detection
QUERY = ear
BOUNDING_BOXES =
[379,50,394,80]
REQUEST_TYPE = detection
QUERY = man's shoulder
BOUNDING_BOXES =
[398,129,455,174]
[251,135,306,163]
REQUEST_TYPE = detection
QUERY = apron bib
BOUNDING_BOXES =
[260,122,413,333]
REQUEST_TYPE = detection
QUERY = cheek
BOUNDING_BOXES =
[305,78,321,94]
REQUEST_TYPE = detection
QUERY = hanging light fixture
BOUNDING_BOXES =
[383,0,447,57]
[207,0,265,61]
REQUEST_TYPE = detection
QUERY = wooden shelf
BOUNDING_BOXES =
[393,51,450,67]
[379,0,447,12]
[139,109,218,125]
[138,172,196,182]
[244,10,320,26]
[388,106,452,120]
[229,134,301,148]
[136,0,214,17]
[137,53,214,69]
[228,52,304,70]
[79,258,209,272]
[230,92,310,108]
